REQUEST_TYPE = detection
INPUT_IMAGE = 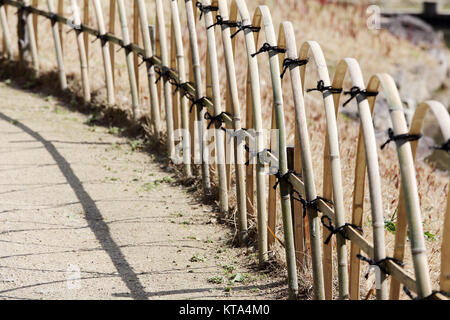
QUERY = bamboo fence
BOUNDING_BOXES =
[0,0,449,300]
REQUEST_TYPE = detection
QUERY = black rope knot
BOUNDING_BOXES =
[380,128,422,150]
[280,58,309,79]
[48,12,58,25]
[204,111,231,129]
[251,42,286,58]
[343,86,378,107]
[431,139,450,153]
[189,97,208,113]
[290,190,333,218]
[92,32,109,46]
[357,254,404,279]
[307,80,343,95]
[154,66,174,83]
[117,41,133,55]
[244,146,271,166]
[196,2,218,20]
[320,215,363,245]
[272,169,297,191]
[207,15,241,30]
[230,24,261,39]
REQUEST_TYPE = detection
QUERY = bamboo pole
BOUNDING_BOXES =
[83,0,89,68]
[155,0,175,160]
[298,40,351,299]
[109,0,116,86]
[0,4,13,59]
[47,0,67,90]
[332,58,387,299]
[92,0,115,106]
[136,0,161,137]
[116,0,139,120]
[23,0,39,75]
[216,0,247,244]
[251,7,298,299]
[32,0,38,50]
[184,0,212,195]
[170,24,179,132]
[170,0,191,178]
[231,0,267,264]
[133,0,140,97]
[202,0,228,216]
[57,0,63,53]
[70,0,90,103]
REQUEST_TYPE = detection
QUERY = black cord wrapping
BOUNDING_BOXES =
[356,254,404,279]
[154,66,174,84]
[92,32,109,46]
[307,80,343,95]
[204,111,231,129]
[291,190,333,218]
[196,2,218,20]
[47,12,58,26]
[342,86,378,107]
[17,4,32,17]
[431,139,450,152]
[230,24,261,39]
[188,97,208,113]
[207,15,241,30]
[138,55,155,67]
[244,147,272,166]
[251,43,286,58]
[403,286,450,300]
[320,215,363,245]
[117,41,133,55]
[273,169,298,191]
[280,58,309,79]
[380,128,422,150]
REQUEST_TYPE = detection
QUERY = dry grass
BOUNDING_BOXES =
[0,0,448,300]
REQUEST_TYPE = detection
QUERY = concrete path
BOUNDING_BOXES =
[0,81,285,300]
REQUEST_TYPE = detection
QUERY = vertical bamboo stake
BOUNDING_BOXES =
[70,0,90,103]
[184,0,212,195]
[58,0,64,53]
[47,0,67,90]
[156,0,175,159]
[202,0,228,216]
[133,0,140,97]
[23,0,39,75]
[32,0,38,50]
[136,0,161,137]
[109,0,116,86]
[92,0,115,105]
[170,24,180,132]
[116,0,139,120]
[216,0,247,244]
[170,0,191,178]
[0,4,13,59]
[83,0,90,69]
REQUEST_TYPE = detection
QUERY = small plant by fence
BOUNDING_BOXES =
[0,0,449,300]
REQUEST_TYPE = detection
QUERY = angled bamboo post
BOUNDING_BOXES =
[47,0,67,90]
[232,0,268,264]
[58,0,64,53]
[216,0,248,244]
[109,0,116,86]
[298,40,351,299]
[0,3,13,59]
[92,0,115,106]
[251,7,297,299]
[116,0,139,120]
[83,0,89,68]
[22,0,39,75]
[32,0,38,50]
[136,0,161,138]
[70,0,90,103]
[170,0,191,178]
[332,58,388,299]
[156,0,175,160]
[184,0,212,196]
[133,0,140,97]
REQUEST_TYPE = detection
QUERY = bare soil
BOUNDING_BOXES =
[0,81,286,300]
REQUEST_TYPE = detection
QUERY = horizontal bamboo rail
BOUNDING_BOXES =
[0,0,448,301]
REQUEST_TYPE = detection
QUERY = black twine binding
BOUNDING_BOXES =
[117,41,133,55]
[230,24,261,39]
[356,254,404,279]
[280,58,309,79]
[430,139,450,153]
[273,169,298,191]
[204,111,231,129]
[244,147,271,166]
[403,286,450,300]
[380,128,422,150]
[290,190,333,218]
[189,97,208,113]
[207,15,241,30]
[342,86,378,107]
[307,80,343,95]
[321,215,363,245]
[154,66,174,84]
[251,42,286,58]
[196,2,218,20]
[92,32,109,46]
[47,13,58,26]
